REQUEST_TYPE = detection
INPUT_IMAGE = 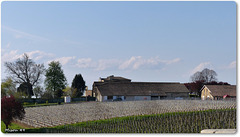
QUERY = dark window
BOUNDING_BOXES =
[160,96,167,100]
[107,96,113,100]
[151,96,159,100]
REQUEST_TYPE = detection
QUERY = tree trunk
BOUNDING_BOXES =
[27,82,32,98]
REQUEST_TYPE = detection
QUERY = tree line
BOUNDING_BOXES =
[1,53,86,99]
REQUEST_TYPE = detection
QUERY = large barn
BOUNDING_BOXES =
[92,75,190,102]
[200,85,236,100]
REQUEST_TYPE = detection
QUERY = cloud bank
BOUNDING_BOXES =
[1,50,181,71]
[76,56,181,71]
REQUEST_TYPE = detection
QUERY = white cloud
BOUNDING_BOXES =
[1,50,21,62]
[1,50,56,66]
[191,62,212,74]
[96,59,121,71]
[163,58,181,65]
[77,58,94,68]
[119,56,181,70]
[25,50,54,61]
[227,61,236,69]
[76,58,121,70]
[119,56,142,70]
[48,56,76,65]
[2,50,181,72]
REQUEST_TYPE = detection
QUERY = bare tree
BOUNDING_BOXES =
[191,71,204,82]
[191,68,217,83]
[4,53,45,98]
[201,68,217,83]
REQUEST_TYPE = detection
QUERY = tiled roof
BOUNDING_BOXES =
[205,85,236,97]
[93,82,189,96]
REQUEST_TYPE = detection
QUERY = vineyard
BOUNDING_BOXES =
[27,108,236,133]
[16,100,236,129]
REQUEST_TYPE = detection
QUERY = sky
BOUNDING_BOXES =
[1,1,237,89]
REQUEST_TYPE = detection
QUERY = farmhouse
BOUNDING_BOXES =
[200,85,236,100]
[92,75,190,102]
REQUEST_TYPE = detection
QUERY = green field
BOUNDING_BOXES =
[1,121,24,133]
[2,108,236,133]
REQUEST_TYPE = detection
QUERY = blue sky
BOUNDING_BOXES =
[1,1,236,89]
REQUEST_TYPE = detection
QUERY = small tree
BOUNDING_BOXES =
[62,86,72,97]
[41,91,54,100]
[1,78,16,97]
[71,74,86,98]
[33,86,43,99]
[13,91,28,100]
[1,95,25,129]
[184,80,204,97]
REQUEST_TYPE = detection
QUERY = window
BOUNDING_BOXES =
[107,96,113,100]
[151,96,158,100]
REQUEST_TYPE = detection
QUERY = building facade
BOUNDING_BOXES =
[92,75,190,102]
[200,85,236,100]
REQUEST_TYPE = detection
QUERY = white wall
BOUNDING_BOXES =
[102,96,108,101]
[96,94,101,102]
[100,95,156,102]
[125,96,150,101]
[126,96,134,101]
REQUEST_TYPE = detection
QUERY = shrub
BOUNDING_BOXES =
[1,95,25,129]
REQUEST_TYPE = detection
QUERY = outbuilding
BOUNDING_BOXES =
[200,85,236,100]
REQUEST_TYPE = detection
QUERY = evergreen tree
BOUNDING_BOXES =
[44,61,67,98]
[71,74,86,97]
